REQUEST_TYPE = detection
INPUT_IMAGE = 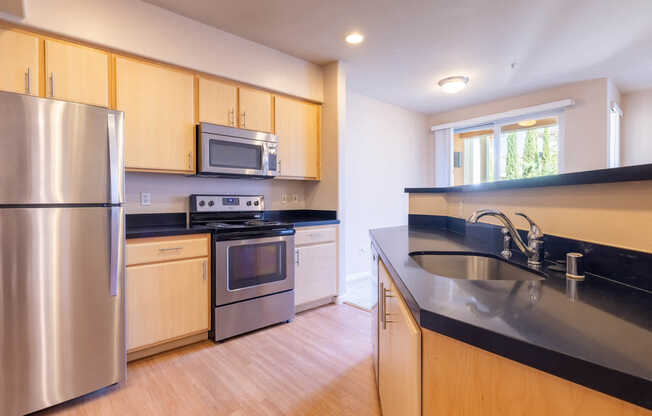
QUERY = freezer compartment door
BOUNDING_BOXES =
[0,207,125,415]
[0,91,124,204]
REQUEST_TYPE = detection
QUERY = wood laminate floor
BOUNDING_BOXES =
[37,304,381,416]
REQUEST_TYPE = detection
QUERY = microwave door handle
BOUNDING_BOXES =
[262,142,269,175]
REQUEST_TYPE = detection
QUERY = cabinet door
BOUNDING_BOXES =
[198,77,237,127]
[126,257,209,351]
[44,40,108,107]
[274,96,320,179]
[0,29,39,95]
[116,57,195,173]
[295,242,337,306]
[238,87,272,133]
[378,260,421,416]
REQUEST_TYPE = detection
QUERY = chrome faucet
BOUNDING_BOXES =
[467,209,544,265]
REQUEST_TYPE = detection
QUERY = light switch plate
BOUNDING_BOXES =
[140,192,151,206]
[281,193,288,204]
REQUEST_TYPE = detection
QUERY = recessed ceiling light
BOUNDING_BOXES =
[438,76,469,94]
[345,32,364,45]
[517,119,537,127]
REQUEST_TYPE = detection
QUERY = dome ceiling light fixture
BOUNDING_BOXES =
[345,32,364,45]
[438,76,469,94]
[517,119,537,127]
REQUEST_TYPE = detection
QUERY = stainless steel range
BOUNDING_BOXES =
[189,195,295,341]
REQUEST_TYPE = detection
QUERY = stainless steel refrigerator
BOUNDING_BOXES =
[0,91,126,415]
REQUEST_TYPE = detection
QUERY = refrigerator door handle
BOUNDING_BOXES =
[107,111,124,204]
[107,113,119,203]
[109,207,123,297]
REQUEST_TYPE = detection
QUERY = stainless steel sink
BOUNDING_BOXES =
[410,252,544,281]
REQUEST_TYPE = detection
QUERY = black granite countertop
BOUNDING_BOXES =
[370,225,652,409]
[126,211,339,239]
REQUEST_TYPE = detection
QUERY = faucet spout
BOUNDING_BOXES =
[467,209,544,265]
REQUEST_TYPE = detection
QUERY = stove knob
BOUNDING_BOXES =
[198,200,205,207]
[246,201,252,206]
[208,200,215,207]
[254,201,259,206]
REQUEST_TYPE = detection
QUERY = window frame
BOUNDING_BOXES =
[454,110,564,184]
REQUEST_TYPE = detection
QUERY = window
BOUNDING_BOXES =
[453,116,560,185]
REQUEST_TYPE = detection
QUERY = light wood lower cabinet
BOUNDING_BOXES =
[116,57,195,174]
[376,258,652,416]
[294,225,338,308]
[44,39,109,107]
[422,329,652,416]
[0,29,39,95]
[126,234,211,360]
[378,259,421,416]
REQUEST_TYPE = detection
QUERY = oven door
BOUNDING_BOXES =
[199,133,267,176]
[215,234,295,305]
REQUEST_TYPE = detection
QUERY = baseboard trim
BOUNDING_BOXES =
[127,331,209,362]
[296,296,336,313]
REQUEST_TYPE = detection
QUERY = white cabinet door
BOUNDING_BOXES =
[295,242,337,306]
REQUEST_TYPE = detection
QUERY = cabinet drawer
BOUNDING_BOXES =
[127,234,209,266]
[295,226,336,246]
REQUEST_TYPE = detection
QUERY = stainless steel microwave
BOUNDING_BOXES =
[197,122,279,178]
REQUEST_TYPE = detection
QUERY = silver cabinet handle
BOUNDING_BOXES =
[382,285,394,329]
[188,152,192,170]
[295,248,300,266]
[25,67,31,94]
[202,260,207,281]
[159,247,183,252]
[380,281,385,329]
[241,111,246,127]
[229,109,235,126]
[278,159,282,175]
[50,72,54,97]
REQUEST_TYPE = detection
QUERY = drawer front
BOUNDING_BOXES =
[295,226,336,246]
[127,234,209,266]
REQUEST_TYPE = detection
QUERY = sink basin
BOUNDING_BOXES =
[410,252,544,281]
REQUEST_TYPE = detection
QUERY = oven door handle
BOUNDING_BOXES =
[214,228,296,241]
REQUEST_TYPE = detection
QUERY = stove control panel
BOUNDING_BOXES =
[191,195,264,212]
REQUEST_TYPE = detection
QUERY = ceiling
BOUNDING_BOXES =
[143,0,652,114]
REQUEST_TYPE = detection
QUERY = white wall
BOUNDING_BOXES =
[428,79,609,173]
[1,0,323,102]
[622,88,652,166]
[344,91,432,277]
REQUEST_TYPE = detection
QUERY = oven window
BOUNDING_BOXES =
[209,138,262,170]
[227,241,286,290]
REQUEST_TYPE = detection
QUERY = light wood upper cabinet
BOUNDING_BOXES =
[0,29,39,95]
[378,259,421,416]
[126,257,209,351]
[198,77,237,127]
[238,87,273,132]
[116,57,195,173]
[44,40,109,107]
[274,96,320,180]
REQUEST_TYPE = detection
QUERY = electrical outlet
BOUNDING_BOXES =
[140,192,151,206]
[281,193,288,204]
